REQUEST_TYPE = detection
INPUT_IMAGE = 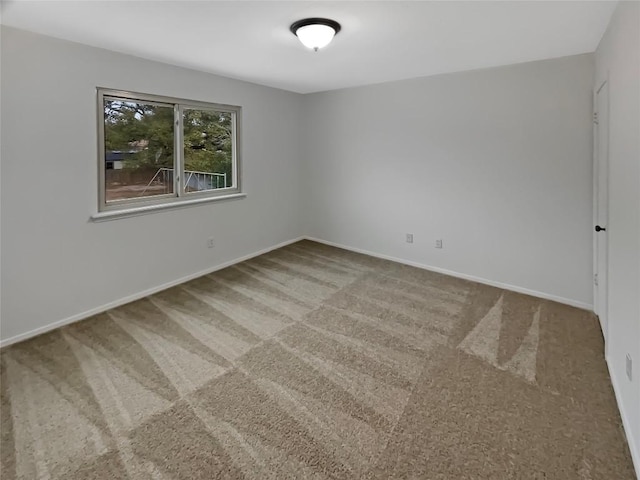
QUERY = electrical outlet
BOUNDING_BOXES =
[406,234,414,244]
[207,237,215,248]
[626,354,633,381]
[435,239,443,249]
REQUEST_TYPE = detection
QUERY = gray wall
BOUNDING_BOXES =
[302,54,594,308]
[595,1,640,470]
[0,26,304,342]
[0,29,605,365]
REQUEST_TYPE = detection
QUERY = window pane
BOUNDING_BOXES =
[183,109,234,192]
[104,99,175,202]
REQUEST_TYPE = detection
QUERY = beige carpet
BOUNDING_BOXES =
[0,240,635,479]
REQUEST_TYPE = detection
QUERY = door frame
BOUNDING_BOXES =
[593,77,609,348]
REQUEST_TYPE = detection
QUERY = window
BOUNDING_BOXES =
[97,89,241,214]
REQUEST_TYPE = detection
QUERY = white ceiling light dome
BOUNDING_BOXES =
[291,18,341,52]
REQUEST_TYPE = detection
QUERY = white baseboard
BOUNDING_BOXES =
[0,234,593,348]
[0,237,305,349]
[607,356,640,479]
[304,236,593,311]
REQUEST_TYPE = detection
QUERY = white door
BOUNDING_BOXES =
[593,80,609,343]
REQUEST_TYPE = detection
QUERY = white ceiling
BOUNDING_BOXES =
[0,1,616,94]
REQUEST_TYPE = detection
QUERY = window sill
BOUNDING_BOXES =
[91,193,246,222]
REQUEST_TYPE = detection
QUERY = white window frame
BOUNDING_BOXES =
[95,88,242,218]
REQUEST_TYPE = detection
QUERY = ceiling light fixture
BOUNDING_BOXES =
[290,18,341,52]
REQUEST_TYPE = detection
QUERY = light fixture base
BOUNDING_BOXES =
[290,18,342,36]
